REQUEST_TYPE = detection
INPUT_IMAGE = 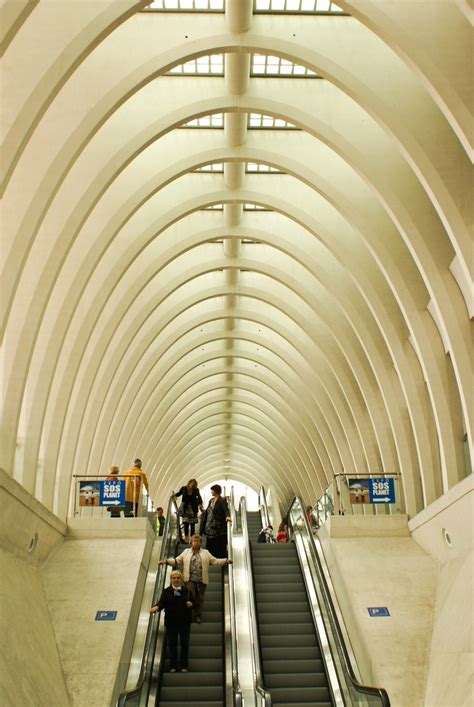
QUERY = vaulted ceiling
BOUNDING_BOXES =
[1,0,472,521]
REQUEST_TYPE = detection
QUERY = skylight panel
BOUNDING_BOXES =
[248,113,297,129]
[169,54,224,75]
[254,0,344,12]
[252,54,318,77]
[243,203,272,211]
[181,114,224,127]
[246,162,283,173]
[145,0,224,10]
[193,163,224,172]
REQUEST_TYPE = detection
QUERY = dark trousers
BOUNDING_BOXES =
[206,533,227,558]
[186,580,207,620]
[125,501,138,517]
[166,624,191,669]
[183,521,195,537]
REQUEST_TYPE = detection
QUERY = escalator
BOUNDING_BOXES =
[158,544,225,706]
[247,511,334,706]
[118,498,241,707]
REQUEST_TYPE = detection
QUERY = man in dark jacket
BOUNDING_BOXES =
[150,570,193,672]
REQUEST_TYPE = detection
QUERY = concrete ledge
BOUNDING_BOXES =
[0,468,66,566]
[326,513,409,537]
[67,517,152,539]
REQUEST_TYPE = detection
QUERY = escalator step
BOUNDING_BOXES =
[269,687,332,702]
[273,703,333,707]
[159,702,223,706]
[257,601,310,614]
[252,546,295,551]
[159,686,223,701]
[194,610,223,622]
[260,634,318,649]
[188,644,223,657]
[264,659,324,675]
[190,623,222,635]
[262,646,321,661]
[162,671,223,687]
[257,591,307,603]
[258,612,313,625]
[265,671,329,688]
[184,657,223,671]
[260,622,315,635]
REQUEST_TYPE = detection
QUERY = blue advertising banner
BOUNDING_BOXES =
[368,607,390,617]
[99,479,125,507]
[95,611,117,621]
[368,478,395,504]
[348,478,395,504]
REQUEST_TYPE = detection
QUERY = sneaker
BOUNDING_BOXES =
[169,668,177,673]
[195,616,202,623]
[181,668,188,673]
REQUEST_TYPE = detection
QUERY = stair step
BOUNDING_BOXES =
[260,622,315,636]
[260,634,318,648]
[273,703,333,707]
[269,687,332,702]
[183,657,223,671]
[189,624,222,636]
[258,612,313,625]
[160,686,223,701]
[265,671,329,689]
[264,658,324,675]
[262,646,321,661]
[162,671,223,687]
[188,644,223,657]
[159,703,223,707]
[257,591,307,603]
[257,601,310,614]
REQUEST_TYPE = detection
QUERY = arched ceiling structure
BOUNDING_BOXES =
[1,0,472,521]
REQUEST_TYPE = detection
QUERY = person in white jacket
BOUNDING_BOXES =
[160,535,232,622]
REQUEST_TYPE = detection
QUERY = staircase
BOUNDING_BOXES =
[157,548,225,706]
[248,512,334,706]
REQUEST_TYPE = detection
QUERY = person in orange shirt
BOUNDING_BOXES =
[124,459,149,517]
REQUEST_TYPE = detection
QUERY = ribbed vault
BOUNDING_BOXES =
[1,0,472,521]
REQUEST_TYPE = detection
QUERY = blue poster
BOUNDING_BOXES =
[99,479,125,507]
[368,607,390,617]
[95,611,117,621]
[368,478,395,504]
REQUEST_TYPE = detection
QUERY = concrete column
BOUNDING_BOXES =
[226,0,253,34]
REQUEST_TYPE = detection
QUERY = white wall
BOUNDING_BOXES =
[0,470,156,707]
[409,475,473,707]
[42,518,155,707]
[0,470,70,706]
[319,514,438,707]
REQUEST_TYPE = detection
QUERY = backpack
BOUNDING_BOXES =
[257,527,273,543]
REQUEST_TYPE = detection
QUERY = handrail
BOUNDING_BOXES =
[287,495,390,706]
[258,485,272,531]
[311,472,403,524]
[72,473,152,518]
[240,497,272,707]
[227,513,243,706]
[258,486,275,542]
[117,495,180,706]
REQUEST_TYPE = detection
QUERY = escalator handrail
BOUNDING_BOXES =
[240,498,272,707]
[117,495,180,706]
[227,508,243,707]
[258,486,275,542]
[287,495,390,706]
